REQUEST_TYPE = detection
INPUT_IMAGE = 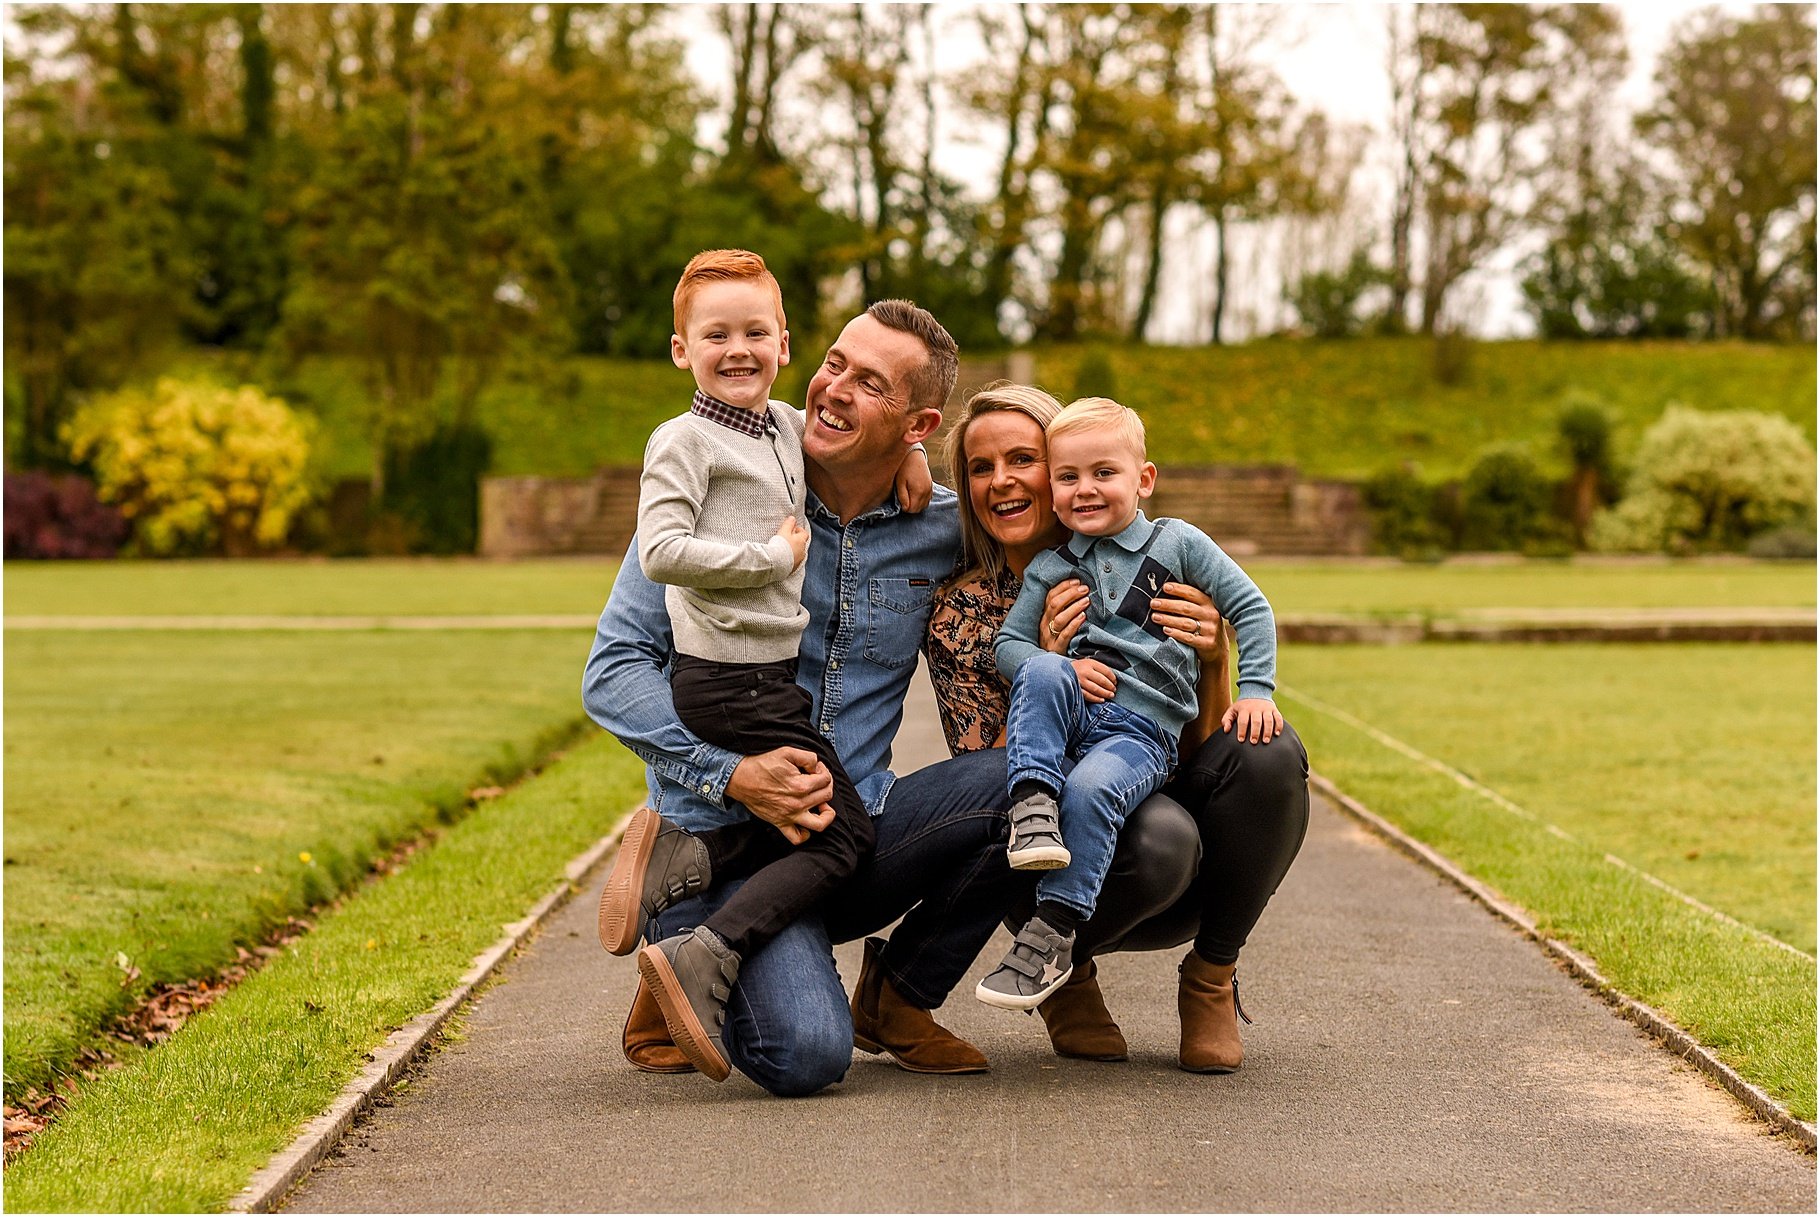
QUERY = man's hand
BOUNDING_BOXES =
[1220,698,1284,744]
[894,445,934,513]
[1041,579,1090,655]
[726,747,836,844]
[1072,657,1118,703]
[775,515,811,572]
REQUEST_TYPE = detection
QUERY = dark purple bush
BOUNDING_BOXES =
[4,471,130,559]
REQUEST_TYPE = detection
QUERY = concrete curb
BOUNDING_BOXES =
[228,819,630,1213]
[1309,772,1817,1153]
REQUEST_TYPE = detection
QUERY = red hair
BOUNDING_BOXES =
[673,249,786,337]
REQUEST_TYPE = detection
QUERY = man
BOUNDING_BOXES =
[583,299,1020,1096]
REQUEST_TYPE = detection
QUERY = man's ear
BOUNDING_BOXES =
[778,329,790,367]
[670,334,690,371]
[1137,461,1158,499]
[902,406,944,446]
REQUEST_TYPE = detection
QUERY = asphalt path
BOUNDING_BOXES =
[287,672,1813,1212]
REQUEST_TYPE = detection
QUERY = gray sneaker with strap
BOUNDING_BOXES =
[599,808,712,955]
[636,926,740,1082]
[976,915,1076,1011]
[1005,790,1070,870]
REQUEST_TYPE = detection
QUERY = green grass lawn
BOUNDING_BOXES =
[3,735,648,1212]
[129,338,1816,482]
[3,627,597,1100]
[1280,642,1816,1118]
[1032,337,1817,480]
[9,556,1813,619]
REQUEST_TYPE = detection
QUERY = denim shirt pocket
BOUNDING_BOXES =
[864,577,935,669]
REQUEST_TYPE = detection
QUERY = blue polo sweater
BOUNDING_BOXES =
[994,512,1276,738]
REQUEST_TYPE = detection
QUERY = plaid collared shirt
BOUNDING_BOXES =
[690,390,775,438]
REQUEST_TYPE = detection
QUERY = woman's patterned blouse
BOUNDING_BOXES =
[925,565,1023,756]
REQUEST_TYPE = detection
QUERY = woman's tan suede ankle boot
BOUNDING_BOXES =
[1038,960,1127,1061]
[1177,952,1250,1073]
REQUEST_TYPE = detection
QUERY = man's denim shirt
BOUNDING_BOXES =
[583,484,961,832]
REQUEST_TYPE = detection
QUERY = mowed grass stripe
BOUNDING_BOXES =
[1279,642,1816,1121]
[3,628,593,1100]
[2,735,648,1213]
[7,558,1813,621]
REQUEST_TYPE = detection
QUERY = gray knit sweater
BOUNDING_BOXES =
[636,401,809,664]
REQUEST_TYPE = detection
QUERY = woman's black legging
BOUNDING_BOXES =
[1009,722,1310,965]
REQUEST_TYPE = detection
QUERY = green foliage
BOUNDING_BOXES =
[1071,347,1121,401]
[1592,407,1817,553]
[1288,249,1381,338]
[1641,6,1818,339]
[1458,446,1564,551]
[1362,465,1444,555]
[1555,394,1616,476]
[382,423,494,556]
[62,378,318,556]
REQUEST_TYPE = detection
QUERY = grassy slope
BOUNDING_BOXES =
[3,628,593,1099]
[142,339,1816,481]
[1032,338,1817,479]
[7,556,1814,618]
[3,736,648,1212]
[1280,641,1816,1118]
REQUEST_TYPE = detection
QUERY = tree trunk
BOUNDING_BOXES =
[1210,206,1230,344]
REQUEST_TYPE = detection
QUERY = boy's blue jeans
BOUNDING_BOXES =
[1006,651,1178,920]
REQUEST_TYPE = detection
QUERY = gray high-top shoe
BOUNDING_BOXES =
[976,915,1075,1011]
[636,926,741,1082]
[1005,790,1070,870]
[599,808,712,955]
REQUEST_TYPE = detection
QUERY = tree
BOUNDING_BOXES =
[1641,5,1817,339]
[1382,5,1627,334]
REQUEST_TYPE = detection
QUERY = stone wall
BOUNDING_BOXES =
[480,461,1366,559]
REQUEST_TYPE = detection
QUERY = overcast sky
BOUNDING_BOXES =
[678,1,1749,341]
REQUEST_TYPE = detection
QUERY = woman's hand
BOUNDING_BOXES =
[1152,581,1228,664]
[1039,578,1090,654]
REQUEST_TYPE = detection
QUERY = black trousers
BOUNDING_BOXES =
[670,655,874,960]
[1007,722,1310,966]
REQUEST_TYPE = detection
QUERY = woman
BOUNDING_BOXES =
[925,382,1310,1072]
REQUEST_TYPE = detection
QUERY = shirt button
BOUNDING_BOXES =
[1103,561,1112,572]
[830,660,840,670]
[820,722,832,733]
[699,782,711,793]
[843,600,852,610]
[844,538,854,549]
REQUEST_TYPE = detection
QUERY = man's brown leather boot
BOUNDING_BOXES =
[1038,959,1128,1061]
[1177,951,1250,1073]
[851,937,988,1074]
[622,975,696,1074]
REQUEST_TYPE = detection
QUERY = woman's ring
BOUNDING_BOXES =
[1191,621,1201,636]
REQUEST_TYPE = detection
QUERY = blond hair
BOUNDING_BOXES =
[1047,396,1148,462]
[672,248,785,337]
[944,381,1065,583]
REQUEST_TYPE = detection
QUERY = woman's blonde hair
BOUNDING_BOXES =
[944,381,1065,583]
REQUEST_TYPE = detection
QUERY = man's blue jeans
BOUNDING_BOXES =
[646,747,1015,1097]
[1005,652,1176,921]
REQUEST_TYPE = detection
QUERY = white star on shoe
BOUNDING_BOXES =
[1041,961,1066,985]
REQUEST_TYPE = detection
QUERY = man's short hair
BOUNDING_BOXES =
[673,249,786,337]
[1049,396,1148,462]
[865,299,959,415]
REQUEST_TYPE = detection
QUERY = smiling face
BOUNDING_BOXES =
[963,410,1065,562]
[1047,425,1157,537]
[671,279,789,411]
[802,313,941,476]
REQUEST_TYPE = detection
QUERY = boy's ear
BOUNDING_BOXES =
[778,328,790,367]
[670,334,690,370]
[1137,461,1158,499]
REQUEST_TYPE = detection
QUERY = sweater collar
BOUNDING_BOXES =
[1063,511,1155,559]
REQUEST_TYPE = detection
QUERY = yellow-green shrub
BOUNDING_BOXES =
[63,378,318,556]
